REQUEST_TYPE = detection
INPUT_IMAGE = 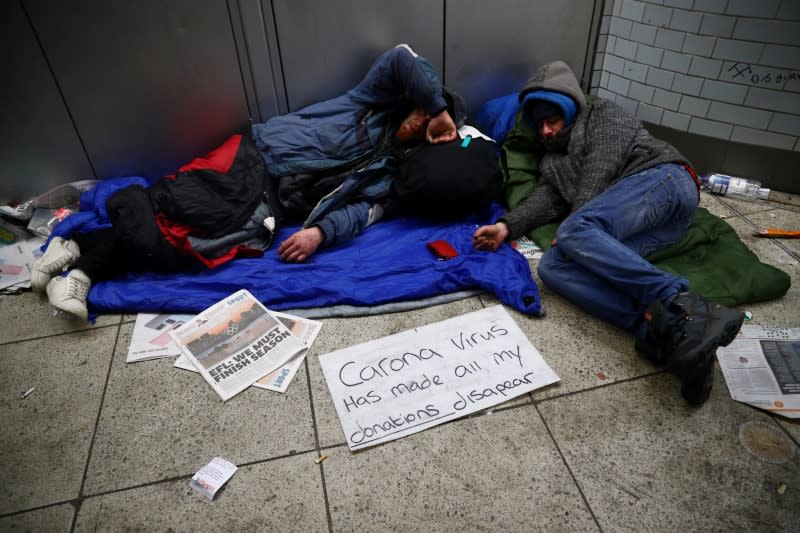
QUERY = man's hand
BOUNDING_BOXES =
[472,222,509,252]
[278,227,324,262]
[426,110,457,144]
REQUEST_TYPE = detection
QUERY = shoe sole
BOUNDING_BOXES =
[48,297,88,320]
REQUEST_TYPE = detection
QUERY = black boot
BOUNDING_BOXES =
[681,355,715,406]
[635,292,744,405]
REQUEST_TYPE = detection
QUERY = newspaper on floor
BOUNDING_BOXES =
[169,289,306,401]
[126,313,194,363]
[717,325,800,419]
[319,304,560,450]
[174,311,322,393]
[510,236,543,259]
[0,219,42,294]
[190,457,237,500]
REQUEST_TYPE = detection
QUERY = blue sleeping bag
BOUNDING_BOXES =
[50,178,543,317]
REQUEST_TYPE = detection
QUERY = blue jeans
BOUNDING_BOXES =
[537,163,698,332]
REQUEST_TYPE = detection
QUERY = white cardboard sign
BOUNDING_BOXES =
[319,305,559,450]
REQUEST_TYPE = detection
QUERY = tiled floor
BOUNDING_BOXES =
[1,191,798,532]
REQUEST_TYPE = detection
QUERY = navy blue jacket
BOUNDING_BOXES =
[251,44,450,247]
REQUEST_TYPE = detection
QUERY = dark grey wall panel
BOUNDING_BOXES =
[24,0,251,180]
[271,0,443,112]
[230,0,286,121]
[0,1,94,204]
[446,0,599,120]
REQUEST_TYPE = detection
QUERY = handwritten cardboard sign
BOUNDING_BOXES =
[319,305,559,450]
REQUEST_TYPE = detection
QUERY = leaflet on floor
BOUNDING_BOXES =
[717,325,800,419]
[510,236,544,259]
[318,304,560,450]
[190,457,237,500]
[127,313,194,363]
[174,311,322,393]
[0,219,42,293]
[169,289,305,401]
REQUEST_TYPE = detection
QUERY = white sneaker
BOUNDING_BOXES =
[30,236,81,293]
[46,269,91,320]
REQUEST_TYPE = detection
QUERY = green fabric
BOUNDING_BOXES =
[499,109,791,307]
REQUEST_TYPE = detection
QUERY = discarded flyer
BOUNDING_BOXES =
[319,305,560,450]
[169,290,305,401]
[0,219,42,293]
[126,313,194,363]
[190,457,237,500]
[510,236,543,259]
[174,311,322,393]
[717,325,800,418]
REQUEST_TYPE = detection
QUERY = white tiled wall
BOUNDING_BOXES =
[592,0,800,152]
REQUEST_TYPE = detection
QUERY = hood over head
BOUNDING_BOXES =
[518,60,586,127]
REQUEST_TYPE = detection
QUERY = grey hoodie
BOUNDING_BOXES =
[502,61,691,239]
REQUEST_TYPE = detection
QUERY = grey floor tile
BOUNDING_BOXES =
[738,207,800,259]
[742,264,799,328]
[0,330,117,514]
[708,193,779,217]
[0,290,121,344]
[323,406,598,532]
[83,322,317,494]
[0,504,75,532]
[308,297,498,448]
[724,214,799,269]
[698,192,739,219]
[538,372,800,531]
[482,279,657,400]
[776,417,800,443]
[75,453,327,533]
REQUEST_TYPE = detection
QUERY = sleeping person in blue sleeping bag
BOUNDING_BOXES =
[32,44,501,320]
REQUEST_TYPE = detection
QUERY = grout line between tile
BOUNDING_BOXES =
[76,448,320,502]
[0,321,122,348]
[303,356,334,533]
[0,448,324,521]
[534,402,603,532]
[69,321,123,533]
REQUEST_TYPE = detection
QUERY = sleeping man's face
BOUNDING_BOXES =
[539,115,565,140]
[395,108,430,143]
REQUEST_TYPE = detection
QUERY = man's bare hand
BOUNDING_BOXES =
[426,110,457,144]
[472,222,509,252]
[278,227,324,262]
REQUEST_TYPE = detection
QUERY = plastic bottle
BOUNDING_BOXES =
[701,173,770,200]
[33,207,73,237]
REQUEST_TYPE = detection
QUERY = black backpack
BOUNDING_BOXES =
[392,136,502,220]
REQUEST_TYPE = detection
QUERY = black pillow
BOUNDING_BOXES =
[392,137,502,220]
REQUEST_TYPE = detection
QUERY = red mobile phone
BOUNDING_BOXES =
[427,239,459,260]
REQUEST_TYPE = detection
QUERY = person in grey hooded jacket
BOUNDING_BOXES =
[472,60,744,406]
